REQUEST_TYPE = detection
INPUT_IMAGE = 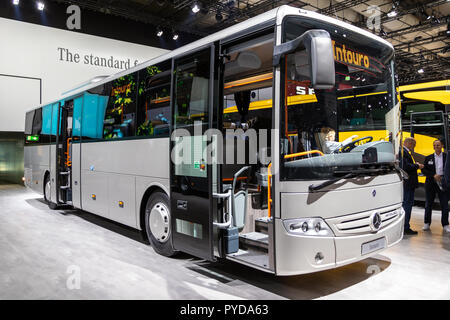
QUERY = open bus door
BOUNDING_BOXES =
[170,46,219,261]
[55,100,74,205]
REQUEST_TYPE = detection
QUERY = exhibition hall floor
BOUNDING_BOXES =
[0,184,449,300]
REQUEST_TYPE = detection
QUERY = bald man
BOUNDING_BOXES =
[401,137,424,235]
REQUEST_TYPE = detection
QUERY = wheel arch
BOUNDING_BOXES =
[138,183,169,233]
[42,170,50,195]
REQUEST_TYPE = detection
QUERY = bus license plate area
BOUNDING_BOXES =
[361,237,386,255]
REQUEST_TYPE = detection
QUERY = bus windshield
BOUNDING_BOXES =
[280,17,399,181]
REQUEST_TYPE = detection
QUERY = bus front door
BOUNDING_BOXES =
[170,46,218,261]
[55,100,74,205]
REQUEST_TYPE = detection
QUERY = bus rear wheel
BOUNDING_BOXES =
[144,192,177,257]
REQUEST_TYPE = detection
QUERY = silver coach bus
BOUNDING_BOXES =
[24,6,404,276]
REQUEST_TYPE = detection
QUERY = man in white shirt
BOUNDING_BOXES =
[421,140,450,233]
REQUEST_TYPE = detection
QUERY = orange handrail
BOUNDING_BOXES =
[284,150,324,159]
[267,163,272,218]
[65,138,72,167]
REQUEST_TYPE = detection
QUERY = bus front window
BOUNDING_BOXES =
[280,17,398,181]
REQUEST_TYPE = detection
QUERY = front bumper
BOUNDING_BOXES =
[274,211,404,276]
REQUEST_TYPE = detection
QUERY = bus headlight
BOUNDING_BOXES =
[283,218,334,237]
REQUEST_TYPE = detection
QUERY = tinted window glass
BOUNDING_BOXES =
[32,108,42,135]
[41,105,52,143]
[51,103,60,140]
[25,111,34,135]
[82,88,108,141]
[103,73,138,139]
[173,51,210,132]
[137,62,171,137]
[72,96,83,141]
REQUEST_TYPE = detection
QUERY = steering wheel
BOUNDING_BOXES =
[339,136,373,153]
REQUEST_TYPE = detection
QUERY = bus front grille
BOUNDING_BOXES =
[325,205,402,236]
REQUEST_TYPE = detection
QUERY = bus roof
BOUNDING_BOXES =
[32,5,394,111]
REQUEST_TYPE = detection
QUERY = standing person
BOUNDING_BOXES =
[421,140,450,233]
[401,137,424,235]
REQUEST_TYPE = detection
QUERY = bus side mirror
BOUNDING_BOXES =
[273,29,335,90]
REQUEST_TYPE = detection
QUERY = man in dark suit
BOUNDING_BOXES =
[401,137,424,235]
[423,140,450,233]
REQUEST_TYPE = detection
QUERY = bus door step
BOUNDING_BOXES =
[239,232,268,251]
[255,217,270,234]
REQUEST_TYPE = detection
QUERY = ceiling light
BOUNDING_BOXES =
[192,2,200,13]
[156,26,163,37]
[432,16,440,25]
[37,1,44,10]
[13,0,19,5]
[172,31,179,40]
[387,1,398,18]
[418,68,424,74]
[387,10,397,17]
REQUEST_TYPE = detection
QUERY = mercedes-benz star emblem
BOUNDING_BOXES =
[369,212,382,232]
[372,190,376,197]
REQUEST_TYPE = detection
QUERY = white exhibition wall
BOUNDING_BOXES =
[0,17,168,132]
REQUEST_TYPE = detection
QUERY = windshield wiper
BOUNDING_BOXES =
[308,168,392,193]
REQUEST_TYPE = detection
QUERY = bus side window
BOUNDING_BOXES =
[24,110,35,145]
[136,61,171,137]
[25,107,44,144]
[41,105,52,143]
[103,73,138,140]
[83,85,109,141]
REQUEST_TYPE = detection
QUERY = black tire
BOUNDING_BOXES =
[144,192,177,257]
[44,175,58,210]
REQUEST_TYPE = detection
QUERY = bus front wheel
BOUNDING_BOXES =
[145,192,177,257]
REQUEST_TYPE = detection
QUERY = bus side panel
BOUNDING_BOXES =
[80,138,170,228]
[81,170,109,219]
[108,173,136,227]
[72,143,81,208]
[24,146,33,189]
[50,144,57,203]
[24,145,50,194]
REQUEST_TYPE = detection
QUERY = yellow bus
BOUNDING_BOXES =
[399,79,450,198]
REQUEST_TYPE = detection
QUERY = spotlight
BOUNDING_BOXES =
[37,1,44,10]
[432,16,440,25]
[387,10,397,18]
[379,28,387,37]
[172,30,179,40]
[13,0,19,5]
[387,1,398,18]
[418,68,424,74]
[156,26,163,37]
[215,11,223,21]
[192,2,200,13]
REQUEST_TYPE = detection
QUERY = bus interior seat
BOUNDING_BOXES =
[232,189,248,231]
